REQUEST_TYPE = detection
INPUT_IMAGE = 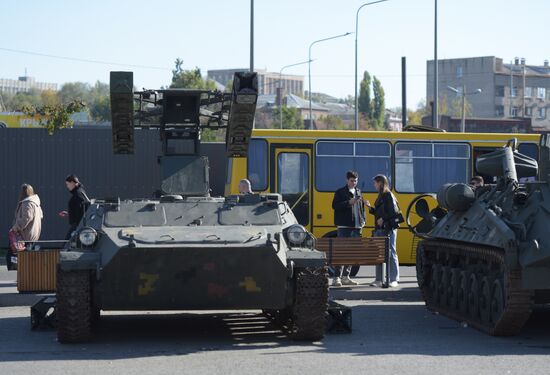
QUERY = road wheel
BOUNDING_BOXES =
[56,268,92,343]
[490,280,505,324]
[448,268,460,310]
[468,273,480,319]
[458,270,469,315]
[429,264,441,305]
[416,243,427,288]
[439,267,450,306]
[289,267,328,341]
[479,277,492,322]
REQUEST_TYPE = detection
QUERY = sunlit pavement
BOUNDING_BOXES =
[1,266,549,375]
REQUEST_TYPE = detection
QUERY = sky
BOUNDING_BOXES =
[1,0,549,109]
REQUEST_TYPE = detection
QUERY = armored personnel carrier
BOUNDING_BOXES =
[410,137,550,335]
[55,71,328,343]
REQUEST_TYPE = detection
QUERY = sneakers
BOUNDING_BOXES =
[341,276,359,286]
[369,280,382,287]
[332,277,342,287]
[389,281,399,288]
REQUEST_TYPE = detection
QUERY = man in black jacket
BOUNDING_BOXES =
[331,170,365,287]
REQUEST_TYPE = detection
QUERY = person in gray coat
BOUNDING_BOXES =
[11,183,43,243]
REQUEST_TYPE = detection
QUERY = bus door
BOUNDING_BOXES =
[271,146,312,231]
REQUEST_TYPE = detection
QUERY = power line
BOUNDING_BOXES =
[0,47,171,71]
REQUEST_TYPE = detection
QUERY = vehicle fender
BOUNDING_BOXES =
[286,249,326,268]
[59,251,101,272]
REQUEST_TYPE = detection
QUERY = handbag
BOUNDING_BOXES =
[9,229,25,252]
[389,193,405,229]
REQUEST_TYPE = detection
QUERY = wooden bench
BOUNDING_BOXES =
[316,236,390,287]
[17,250,60,293]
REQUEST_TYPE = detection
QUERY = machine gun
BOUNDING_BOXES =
[109,71,258,196]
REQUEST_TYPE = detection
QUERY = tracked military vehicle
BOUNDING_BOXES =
[409,137,550,336]
[55,71,328,343]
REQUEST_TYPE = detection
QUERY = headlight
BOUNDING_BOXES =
[79,227,97,246]
[287,224,307,245]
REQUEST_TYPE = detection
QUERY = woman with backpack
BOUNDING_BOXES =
[366,174,402,288]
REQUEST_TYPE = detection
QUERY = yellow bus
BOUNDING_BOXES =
[0,112,42,128]
[226,129,541,265]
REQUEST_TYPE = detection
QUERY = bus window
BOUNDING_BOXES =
[315,141,391,192]
[395,142,470,193]
[247,139,268,191]
[518,143,538,160]
[277,152,309,225]
[518,143,539,181]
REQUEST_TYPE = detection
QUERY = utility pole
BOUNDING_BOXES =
[354,0,388,131]
[522,59,526,116]
[250,0,254,73]
[433,0,438,128]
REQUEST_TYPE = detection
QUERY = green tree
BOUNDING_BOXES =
[450,96,472,118]
[88,81,111,121]
[170,58,216,90]
[358,71,372,119]
[372,76,385,129]
[6,89,42,110]
[22,100,86,135]
[272,107,303,129]
[40,90,60,107]
[318,114,349,130]
[58,82,91,104]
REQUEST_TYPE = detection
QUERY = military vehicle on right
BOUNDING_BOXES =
[410,137,550,335]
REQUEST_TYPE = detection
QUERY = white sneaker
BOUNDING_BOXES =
[342,276,359,286]
[389,281,399,288]
[369,280,382,287]
[332,277,342,287]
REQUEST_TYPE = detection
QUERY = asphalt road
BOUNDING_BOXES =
[1,266,549,375]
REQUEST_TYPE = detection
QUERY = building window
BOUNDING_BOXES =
[524,87,532,98]
[456,66,463,78]
[395,142,470,193]
[315,141,392,193]
[537,87,546,99]
[525,106,533,117]
[538,107,547,119]
[511,107,519,117]
[511,87,518,97]
[495,86,505,97]
[495,106,504,117]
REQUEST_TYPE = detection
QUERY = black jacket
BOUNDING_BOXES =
[369,191,398,230]
[68,185,90,226]
[332,185,365,227]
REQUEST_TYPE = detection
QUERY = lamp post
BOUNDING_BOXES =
[308,32,352,130]
[279,59,313,129]
[447,85,482,132]
[433,0,438,128]
[354,0,388,131]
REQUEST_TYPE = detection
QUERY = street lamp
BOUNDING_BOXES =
[447,85,482,132]
[354,0,389,131]
[308,32,352,130]
[279,59,313,129]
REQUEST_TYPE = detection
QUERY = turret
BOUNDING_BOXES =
[109,71,258,196]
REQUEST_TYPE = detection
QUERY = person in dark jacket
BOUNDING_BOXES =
[59,174,90,239]
[331,170,365,287]
[366,174,400,287]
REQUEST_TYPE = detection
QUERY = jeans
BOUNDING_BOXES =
[333,228,362,278]
[374,228,399,283]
